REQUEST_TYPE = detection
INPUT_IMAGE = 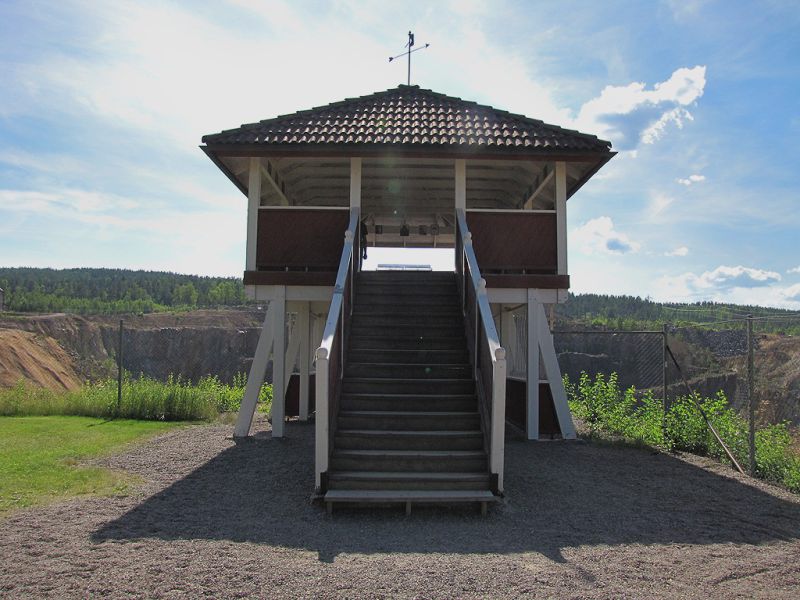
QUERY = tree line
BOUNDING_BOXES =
[0,268,247,314]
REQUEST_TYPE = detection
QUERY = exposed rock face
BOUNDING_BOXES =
[0,310,266,386]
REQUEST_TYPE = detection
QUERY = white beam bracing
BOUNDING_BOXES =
[350,158,362,208]
[523,168,554,210]
[283,305,302,399]
[260,161,289,206]
[535,301,576,439]
[455,159,466,210]
[234,305,275,437]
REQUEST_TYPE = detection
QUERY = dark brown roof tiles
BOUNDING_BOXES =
[202,85,612,154]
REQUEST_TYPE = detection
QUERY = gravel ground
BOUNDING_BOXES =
[2,416,799,599]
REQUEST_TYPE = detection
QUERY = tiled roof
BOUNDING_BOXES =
[202,85,611,154]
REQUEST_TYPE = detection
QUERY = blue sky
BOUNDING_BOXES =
[1,0,799,307]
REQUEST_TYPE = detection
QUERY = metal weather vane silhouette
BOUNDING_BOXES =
[389,31,430,86]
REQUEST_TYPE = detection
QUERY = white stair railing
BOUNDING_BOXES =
[455,209,507,493]
[314,207,360,492]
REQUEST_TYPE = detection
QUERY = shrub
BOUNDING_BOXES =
[566,371,800,494]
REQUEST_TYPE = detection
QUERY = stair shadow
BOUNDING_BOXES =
[92,425,800,563]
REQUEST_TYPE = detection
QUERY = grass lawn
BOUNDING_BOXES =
[0,416,183,515]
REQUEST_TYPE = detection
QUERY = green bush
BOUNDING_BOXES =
[566,371,800,494]
[0,374,273,422]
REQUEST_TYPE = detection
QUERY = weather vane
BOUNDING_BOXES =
[389,31,430,86]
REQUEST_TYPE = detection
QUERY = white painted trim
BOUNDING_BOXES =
[350,158,362,209]
[251,285,334,302]
[271,286,286,437]
[298,301,310,421]
[234,307,275,437]
[455,159,466,210]
[527,289,540,440]
[487,288,560,304]
[555,161,567,275]
[535,301,576,439]
[246,158,262,271]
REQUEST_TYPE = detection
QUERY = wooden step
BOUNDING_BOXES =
[349,336,466,350]
[347,348,469,364]
[330,449,488,472]
[338,410,480,430]
[327,470,492,491]
[350,323,465,338]
[344,363,471,379]
[351,314,464,327]
[342,377,475,394]
[339,393,477,412]
[335,429,483,451]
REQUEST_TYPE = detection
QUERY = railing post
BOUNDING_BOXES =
[315,348,329,491]
[491,347,507,493]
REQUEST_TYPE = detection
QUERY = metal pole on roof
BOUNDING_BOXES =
[388,31,430,86]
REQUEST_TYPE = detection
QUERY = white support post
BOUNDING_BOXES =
[350,158,362,208]
[455,159,466,210]
[527,289,540,440]
[271,286,287,437]
[500,305,514,363]
[555,161,567,275]
[491,347,507,493]
[283,309,302,399]
[315,348,329,490]
[298,301,310,421]
[535,302,576,439]
[234,305,275,437]
[246,158,262,271]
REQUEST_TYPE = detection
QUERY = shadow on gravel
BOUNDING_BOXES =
[92,423,800,563]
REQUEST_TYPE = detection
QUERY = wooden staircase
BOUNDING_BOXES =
[323,271,497,514]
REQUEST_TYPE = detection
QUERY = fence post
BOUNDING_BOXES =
[747,314,756,476]
[662,322,668,437]
[117,319,123,415]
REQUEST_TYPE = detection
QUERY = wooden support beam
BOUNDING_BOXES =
[298,301,310,421]
[246,158,262,271]
[234,305,275,437]
[455,159,466,210]
[556,161,567,275]
[350,158,362,208]
[527,289,540,440]
[271,286,286,437]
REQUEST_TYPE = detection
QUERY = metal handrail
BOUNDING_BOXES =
[455,208,507,493]
[314,207,359,491]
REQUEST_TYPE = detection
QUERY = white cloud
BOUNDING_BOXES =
[657,265,782,297]
[677,174,706,186]
[574,66,707,150]
[665,246,689,257]
[784,284,800,302]
[787,266,800,274]
[572,217,641,255]
[649,192,675,217]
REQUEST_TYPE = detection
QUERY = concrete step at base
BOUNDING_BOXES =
[330,449,488,473]
[338,410,480,430]
[342,377,475,395]
[340,393,477,412]
[327,471,492,491]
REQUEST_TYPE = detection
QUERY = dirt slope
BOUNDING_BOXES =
[0,329,82,390]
